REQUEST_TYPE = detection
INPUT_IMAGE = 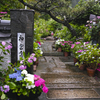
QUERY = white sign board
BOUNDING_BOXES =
[17,33,25,60]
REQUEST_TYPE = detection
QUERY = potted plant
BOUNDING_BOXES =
[76,43,100,76]
[0,44,48,100]
[0,41,12,100]
[86,16,100,44]
[55,39,64,52]
[62,41,72,57]
[33,42,43,71]
[71,41,84,64]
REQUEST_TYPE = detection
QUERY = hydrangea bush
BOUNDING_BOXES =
[72,41,100,69]
[61,41,73,52]
[0,41,48,100]
[55,39,64,49]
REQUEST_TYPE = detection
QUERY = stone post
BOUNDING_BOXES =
[10,9,35,74]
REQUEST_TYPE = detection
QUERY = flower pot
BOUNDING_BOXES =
[86,68,96,77]
[34,59,39,66]
[6,90,41,100]
[33,65,37,72]
[79,64,86,71]
[73,58,78,64]
[64,52,69,57]
[57,47,62,52]
[97,70,100,78]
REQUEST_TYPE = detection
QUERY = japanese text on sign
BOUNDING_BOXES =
[17,33,25,60]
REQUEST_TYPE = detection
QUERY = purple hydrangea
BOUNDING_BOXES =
[2,41,6,46]
[19,65,27,70]
[28,58,33,63]
[0,85,10,93]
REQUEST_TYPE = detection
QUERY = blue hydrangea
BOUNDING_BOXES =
[16,76,23,81]
[9,68,23,81]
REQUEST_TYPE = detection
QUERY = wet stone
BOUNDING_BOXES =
[47,88,100,99]
[45,77,98,84]
[39,56,46,62]
[52,67,71,73]
[41,72,87,78]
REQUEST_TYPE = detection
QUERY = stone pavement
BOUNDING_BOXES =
[34,37,100,100]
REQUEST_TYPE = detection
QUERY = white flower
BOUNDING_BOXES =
[99,57,100,59]
[21,70,28,75]
[88,46,90,48]
[92,57,95,59]
[26,83,35,89]
[24,74,34,83]
[41,51,43,54]
[93,44,96,45]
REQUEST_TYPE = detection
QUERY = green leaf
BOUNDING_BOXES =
[7,82,16,89]
[1,93,6,99]
[23,91,28,95]
[23,51,26,58]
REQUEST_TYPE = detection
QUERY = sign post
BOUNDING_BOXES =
[10,9,35,74]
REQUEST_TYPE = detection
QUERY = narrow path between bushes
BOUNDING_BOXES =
[34,36,100,100]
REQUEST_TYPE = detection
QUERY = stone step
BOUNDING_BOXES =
[46,83,100,88]
[41,72,87,78]
[46,88,100,99]
[43,52,64,56]
[44,77,99,85]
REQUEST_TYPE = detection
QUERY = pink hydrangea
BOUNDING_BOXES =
[90,26,92,28]
[5,45,12,50]
[85,42,89,44]
[28,58,33,63]
[42,86,48,93]
[19,65,27,70]
[77,50,83,53]
[33,57,37,62]
[71,44,75,48]
[76,42,81,44]
[2,41,6,46]
[34,74,40,80]
[35,78,45,87]
[51,32,53,35]
[97,16,100,19]
[62,44,65,45]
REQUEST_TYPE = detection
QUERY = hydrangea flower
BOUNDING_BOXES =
[9,69,23,81]
[21,70,28,75]
[19,65,27,70]
[0,85,10,93]
[2,41,6,46]
[42,86,48,93]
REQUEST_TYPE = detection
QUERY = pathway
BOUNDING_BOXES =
[34,37,100,100]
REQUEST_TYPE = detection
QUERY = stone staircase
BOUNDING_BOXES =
[35,39,100,100]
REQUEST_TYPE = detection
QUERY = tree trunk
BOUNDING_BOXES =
[63,21,77,37]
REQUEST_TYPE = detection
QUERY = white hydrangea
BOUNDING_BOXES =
[24,74,34,83]
[21,70,28,75]
[26,83,35,89]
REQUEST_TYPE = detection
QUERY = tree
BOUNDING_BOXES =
[18,0,100,37]
[0,0,24,12]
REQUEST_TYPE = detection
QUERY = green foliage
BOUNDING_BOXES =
[0,0,24,12]
[34,18,62,38]
[71,0,100,25]
[83,29,91,42]
[70,23,87,37]
[61,41,73,52]
[34,19,50,38]
[33,42,42,59]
